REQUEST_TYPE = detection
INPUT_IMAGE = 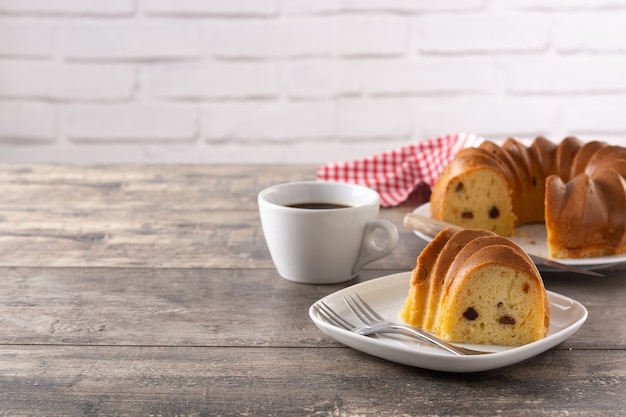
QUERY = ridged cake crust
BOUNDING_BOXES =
[430,136,626,258]
[400,228,550,347]
[400,228,456,328]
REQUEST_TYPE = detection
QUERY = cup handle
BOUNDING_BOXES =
[351,219,399,275]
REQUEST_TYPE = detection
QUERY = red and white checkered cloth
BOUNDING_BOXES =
[316,132,486,207]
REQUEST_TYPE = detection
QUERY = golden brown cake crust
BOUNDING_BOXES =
[400,228,456,328]
[422,229,488,331]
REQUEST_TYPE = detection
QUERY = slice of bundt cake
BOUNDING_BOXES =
[400,227,550,347]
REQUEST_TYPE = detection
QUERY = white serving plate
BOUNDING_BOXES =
[413,203,626,271]
[309,272,587,373]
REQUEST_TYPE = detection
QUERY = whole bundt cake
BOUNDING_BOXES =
[429,136,626,258]
[400,227,550,346]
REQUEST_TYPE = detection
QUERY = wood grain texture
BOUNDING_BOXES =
[1,346,624,417]
[0,164,624,416]
[0,267,623,349]
[0,208,423,268]
[0,164,313,210]
[0,164,425,268]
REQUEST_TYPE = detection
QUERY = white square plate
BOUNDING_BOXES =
[310,272,588,373]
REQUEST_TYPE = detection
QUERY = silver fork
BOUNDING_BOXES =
[314,295,490,355]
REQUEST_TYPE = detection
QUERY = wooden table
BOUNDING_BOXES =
[0,164,624,416]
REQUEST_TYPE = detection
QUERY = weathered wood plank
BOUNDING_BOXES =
[0,207,425,268]
[0,164,431,211]
[0,267,390,347]
[0,164,318,210]
[0,268,623,349]
[0,208,269,268]
[0,346,624,417]
[0,163,428,268]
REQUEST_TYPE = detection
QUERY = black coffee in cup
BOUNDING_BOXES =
[286,202,352,210]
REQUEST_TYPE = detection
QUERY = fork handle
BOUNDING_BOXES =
[358,324,488,355]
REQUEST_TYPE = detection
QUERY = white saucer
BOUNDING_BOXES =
[309,272,587,373]
[413,203,626,271]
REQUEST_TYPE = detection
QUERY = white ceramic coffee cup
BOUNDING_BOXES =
[258,181,399,284]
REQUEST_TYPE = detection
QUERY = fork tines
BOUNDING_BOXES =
[314,301,355,330]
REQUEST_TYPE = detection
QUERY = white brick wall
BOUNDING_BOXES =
[2,0,626,164]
